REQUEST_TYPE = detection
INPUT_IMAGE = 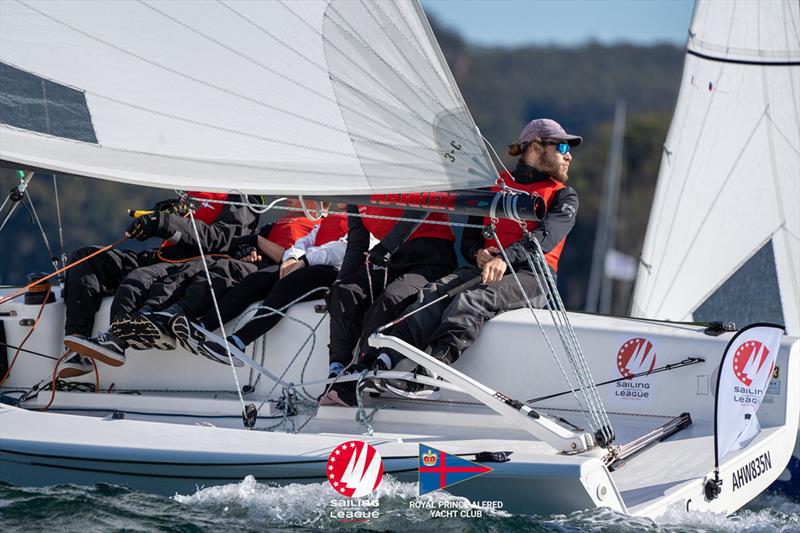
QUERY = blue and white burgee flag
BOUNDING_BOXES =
[714,323,784,466]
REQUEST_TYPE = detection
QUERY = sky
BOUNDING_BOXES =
[421,0,696,48]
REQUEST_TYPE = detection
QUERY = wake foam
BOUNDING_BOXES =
[174,475,509,527]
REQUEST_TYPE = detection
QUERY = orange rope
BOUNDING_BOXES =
[0,286,52,386]
[0,236,129,306]
[42,352,99,411]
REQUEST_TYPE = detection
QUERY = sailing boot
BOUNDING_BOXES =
[64,332,127,367]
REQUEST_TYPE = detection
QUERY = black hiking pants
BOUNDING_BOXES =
[385,266,549,366]
[64,246,156,337]
[198,264,339,346]
[111,258,257,323]
[327,238,456,367]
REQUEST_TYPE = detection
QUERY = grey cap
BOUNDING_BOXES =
[517,118,583,147]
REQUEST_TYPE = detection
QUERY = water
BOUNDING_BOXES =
[1,476,797,532]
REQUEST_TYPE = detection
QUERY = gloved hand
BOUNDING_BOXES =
[126,211,161,241]
[367,243,391,268]
[153,198,192,216]
[232,243,258,260]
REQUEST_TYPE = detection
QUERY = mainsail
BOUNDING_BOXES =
[632,0,800,335]
[0,0,495,194]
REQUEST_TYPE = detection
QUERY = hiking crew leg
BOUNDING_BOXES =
[387,268,478,366]
[110,262,173,322]
[197,266,280,330]
[177,259,258,319]
[429,270,545,362]
[234,265,339,345]
[64,247,149,337]
[328,267,393,366]
[359,267,455,365]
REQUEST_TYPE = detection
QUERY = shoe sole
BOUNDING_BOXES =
[57,365,92,379]
[64,338,125,367]
[113,315,175,350]
[171,315,204,355]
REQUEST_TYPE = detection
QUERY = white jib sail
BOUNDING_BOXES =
[0,1,495,194]
[632,0,800,336]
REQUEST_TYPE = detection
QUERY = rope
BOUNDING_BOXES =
[0,286,53,386]
[0,236,128,306]
[41,351,99,411]
[490,232,596,435]
[524,237,614,443]
[186,210,248,419]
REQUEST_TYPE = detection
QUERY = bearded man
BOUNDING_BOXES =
[371,118,582,392]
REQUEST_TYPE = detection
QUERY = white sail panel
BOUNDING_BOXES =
[0,0,494,194]
[632,0,800,335]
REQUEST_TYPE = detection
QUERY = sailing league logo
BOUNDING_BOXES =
[732,340,773,387]
[327,441,384,497]
[613,338,656,402]
[617,337,656,378]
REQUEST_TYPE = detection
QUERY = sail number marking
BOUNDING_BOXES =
[443,140,462,163]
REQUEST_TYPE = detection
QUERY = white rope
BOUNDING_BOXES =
[187,210,248,418]
[490,231,598,435]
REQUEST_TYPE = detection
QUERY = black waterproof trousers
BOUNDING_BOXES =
[110,258,257,322]
[63,247,156,337]
[198,264,339,345]
[385,266,549,366]
[327,238,456,367]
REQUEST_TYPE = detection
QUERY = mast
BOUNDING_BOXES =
[585,100,626,313]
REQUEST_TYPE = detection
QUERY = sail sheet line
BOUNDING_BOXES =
[649,112,770,317]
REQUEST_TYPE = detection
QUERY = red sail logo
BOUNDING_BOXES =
[327,441,384,498]
[617,338,656,378]
[732,340,773,387]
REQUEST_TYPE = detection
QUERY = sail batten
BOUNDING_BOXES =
[0,0,494,194]
[633,0,800,336]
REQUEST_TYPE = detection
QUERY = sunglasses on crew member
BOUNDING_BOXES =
[540,140,571,155]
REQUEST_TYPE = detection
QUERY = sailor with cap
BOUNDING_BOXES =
[372,118,583,396]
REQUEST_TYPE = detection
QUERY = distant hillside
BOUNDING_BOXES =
[0,19,685,314]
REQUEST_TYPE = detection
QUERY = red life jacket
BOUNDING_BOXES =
[357,205,454,242]
[190,191,228,224]
[267,215,318,249]
[483,171,567,271]
[314,214,349,246]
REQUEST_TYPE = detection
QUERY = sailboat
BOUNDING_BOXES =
[1,0,797,518]
[631,0,800,496]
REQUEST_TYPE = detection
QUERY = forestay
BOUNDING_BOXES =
[0,0,494,194]
[632,0,800,335]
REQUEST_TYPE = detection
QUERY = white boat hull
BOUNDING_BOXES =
[1,290,797,517]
